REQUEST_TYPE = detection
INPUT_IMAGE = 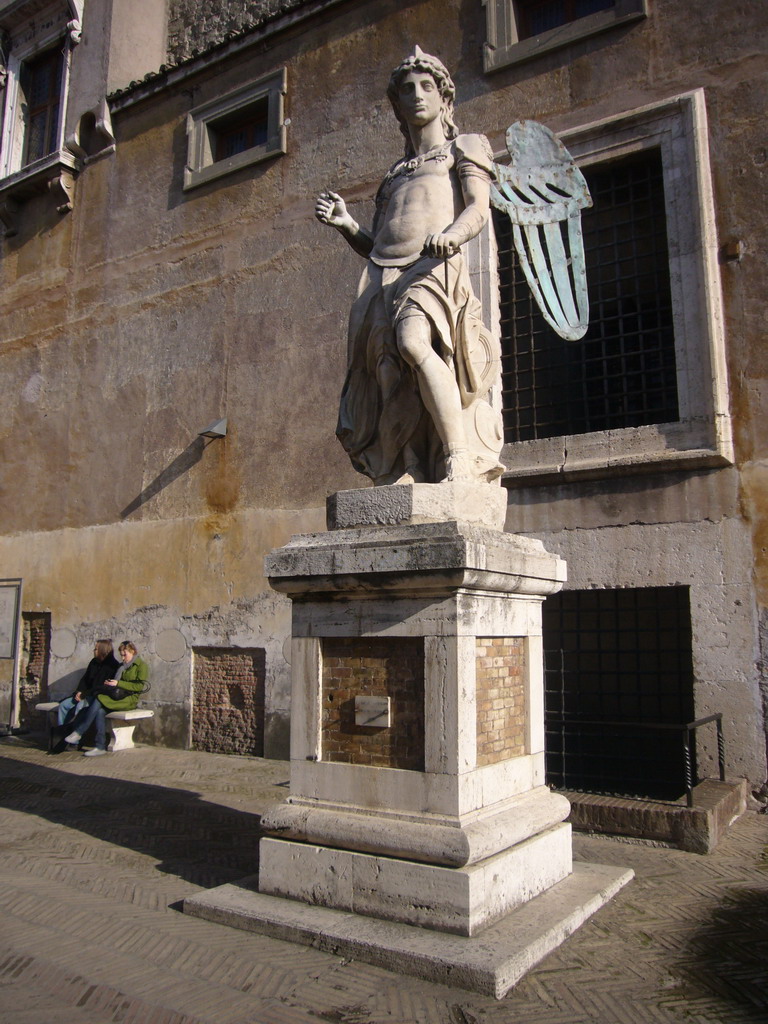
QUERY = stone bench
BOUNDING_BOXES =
[35,702,154,751]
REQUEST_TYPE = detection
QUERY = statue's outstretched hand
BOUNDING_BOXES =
[315,190,349,228]
[424,232,461,259]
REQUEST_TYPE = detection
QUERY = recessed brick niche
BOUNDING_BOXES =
[476,637,526,766]
[321,636,425,771]
[192,646,265,756]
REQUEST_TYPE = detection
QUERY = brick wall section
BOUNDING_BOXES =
[192,647,265,756]
[321,637,425,771]
[476,637,526,766]
[20,612,50,729]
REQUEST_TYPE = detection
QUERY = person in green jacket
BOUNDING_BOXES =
[64,641,149,756]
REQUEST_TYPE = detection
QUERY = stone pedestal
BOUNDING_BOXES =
[184,484,632,995]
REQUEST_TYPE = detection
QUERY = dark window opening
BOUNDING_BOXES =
[210,98,269,162]
[495,148,678,443]
[543,586,695,800]
[21,45,64,166]
[517,0,615,39]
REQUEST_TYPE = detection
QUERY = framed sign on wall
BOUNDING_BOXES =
[0,578,23,730]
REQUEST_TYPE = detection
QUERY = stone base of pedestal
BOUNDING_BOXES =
[233,496,633,995]
[259,822,572,936]
[184,860,633,999]
[326,481,508,532]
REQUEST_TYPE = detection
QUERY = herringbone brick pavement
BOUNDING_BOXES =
[1,736,766,1023]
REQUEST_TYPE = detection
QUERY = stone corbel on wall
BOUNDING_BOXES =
[0,195,19,236]
[67,18,82,46]
[48,166,76,214]
[0,151,79,236]
[65,99,116,163]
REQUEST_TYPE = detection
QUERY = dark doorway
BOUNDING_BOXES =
[543,586,695,799]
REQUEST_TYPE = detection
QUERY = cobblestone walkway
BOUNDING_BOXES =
[1,736,766,1023]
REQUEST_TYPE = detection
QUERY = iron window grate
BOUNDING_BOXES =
[495,148,678,443]
[543,586,695,799]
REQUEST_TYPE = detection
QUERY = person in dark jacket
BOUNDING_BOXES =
[64,641,149,756]
[56,639,120,728]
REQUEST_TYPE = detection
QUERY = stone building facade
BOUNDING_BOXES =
[0,0,765,798]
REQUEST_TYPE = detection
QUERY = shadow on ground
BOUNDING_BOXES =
[0,746,266,889]
[677,884,768,1019]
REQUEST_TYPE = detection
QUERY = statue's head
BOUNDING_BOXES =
[387,46,458,156]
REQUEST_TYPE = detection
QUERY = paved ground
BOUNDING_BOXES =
[0,735,766,1024]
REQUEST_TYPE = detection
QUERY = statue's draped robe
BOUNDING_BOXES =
[336,135,500,484]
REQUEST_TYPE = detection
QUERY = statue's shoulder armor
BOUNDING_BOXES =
[453,134,495,176]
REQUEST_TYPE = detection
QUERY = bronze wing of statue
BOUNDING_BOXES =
[491,121,592,342]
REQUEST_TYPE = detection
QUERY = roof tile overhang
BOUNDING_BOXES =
[108,0,354,113]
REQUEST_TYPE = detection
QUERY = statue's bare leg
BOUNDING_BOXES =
[373,355,425,485]
[396,312,471,481]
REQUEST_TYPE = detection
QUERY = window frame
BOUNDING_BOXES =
[184,68,287,192]
[0,1,81,235]
[1,31,69,180]
[496,91,733,483]
[19,42,65,166]
[483,0,647,74]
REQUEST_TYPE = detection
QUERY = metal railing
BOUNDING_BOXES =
[546,712,725,807]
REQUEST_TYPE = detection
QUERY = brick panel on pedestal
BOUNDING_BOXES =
[192,647,265,756]
[321,637,425,770]
[476,637,526,766]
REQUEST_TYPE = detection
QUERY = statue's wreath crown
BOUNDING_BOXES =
[387,45,456,106]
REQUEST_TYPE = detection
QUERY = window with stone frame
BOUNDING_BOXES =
[496,147,678,443]
[494,91,733,482]
[0,1,81,236]
[517,0,616,39]
[19,43,64,166]
[184,67,287,191]
[0,1,79,179]
[483,0,647,73]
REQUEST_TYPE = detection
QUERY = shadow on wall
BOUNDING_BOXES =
[47,670,86,701]
[0,750,266,889]
[121,437,207,518]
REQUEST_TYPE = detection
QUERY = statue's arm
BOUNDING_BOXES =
[424,171,490,259]
[425,134,495,258]
[315,191,373,259]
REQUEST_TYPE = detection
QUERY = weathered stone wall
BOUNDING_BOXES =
[0,0,765,782]
[321,637,425,770]
[0,506,324,755]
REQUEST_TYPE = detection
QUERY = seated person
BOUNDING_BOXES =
[64,641,149,756]
[57,638,120,728]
